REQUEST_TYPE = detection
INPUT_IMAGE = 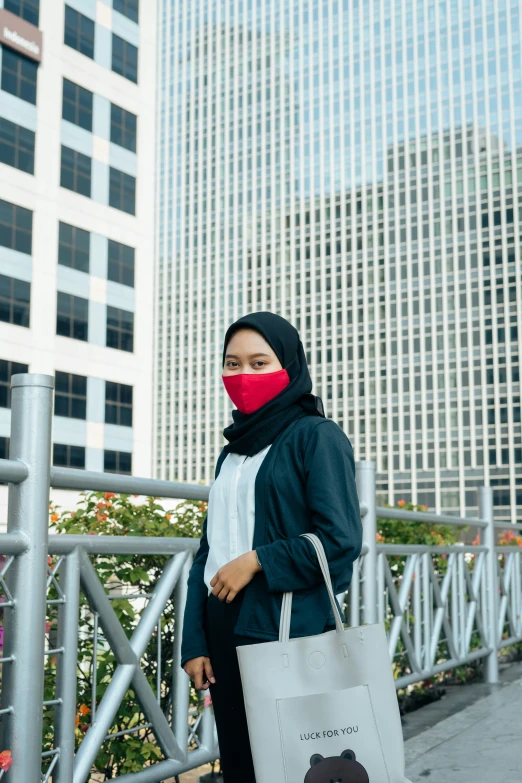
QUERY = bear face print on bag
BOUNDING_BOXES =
[304,749,369,783]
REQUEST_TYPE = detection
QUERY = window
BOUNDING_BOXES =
[106,306,133,352]
[60,146,91,197]
[0,274,30,327]
[53,443,86,469]
[0,199,32,255]
[0,359,28,408]
[0,436,8,460]
[111,34,138,83]
[110,104,137,152]
[1,48,38,105]
[113,0,138,23]
[108,240,134,287]
[109,168,135,214]
[64,6,95,59]
[0,118,35,174]
[62,78,93,132]
[0,435,9,482]
[58,222,90,273]
[54,371,87,419]
[104,449,132,475]
[105,381,133,426]
[56,292,88,341]
[4,0,39,25]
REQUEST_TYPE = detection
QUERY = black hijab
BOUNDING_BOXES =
[221,312,325,456]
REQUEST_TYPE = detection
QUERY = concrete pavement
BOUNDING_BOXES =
[405,677,522,782]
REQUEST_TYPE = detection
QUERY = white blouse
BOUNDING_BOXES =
[203,444,272,593]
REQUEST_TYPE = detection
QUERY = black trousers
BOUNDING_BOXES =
[204,592,260,783]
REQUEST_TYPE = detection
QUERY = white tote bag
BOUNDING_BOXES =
[237,534,410,783]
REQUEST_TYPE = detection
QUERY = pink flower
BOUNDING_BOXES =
[0,750,12,771]
[204,693,212,708]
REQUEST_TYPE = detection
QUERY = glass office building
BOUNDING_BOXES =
[156,0,522,522]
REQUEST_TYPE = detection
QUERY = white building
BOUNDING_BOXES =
[156,1,522,524]
[0,0,156,522]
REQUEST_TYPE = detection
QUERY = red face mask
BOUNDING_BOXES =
[222,368,290,414]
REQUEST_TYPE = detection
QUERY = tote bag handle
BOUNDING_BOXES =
[278,533,345,643]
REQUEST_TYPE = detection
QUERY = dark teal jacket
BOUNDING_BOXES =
[180,414,362,667]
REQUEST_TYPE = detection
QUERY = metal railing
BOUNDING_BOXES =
[0,373,520,782]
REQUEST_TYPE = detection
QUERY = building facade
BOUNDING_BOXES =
[0,0,156,520]
[156,0,522,523]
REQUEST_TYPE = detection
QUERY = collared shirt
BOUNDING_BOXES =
[203,444,272,593]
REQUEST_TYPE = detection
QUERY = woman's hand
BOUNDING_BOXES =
[184,656,215,690]
[210,551,262,603]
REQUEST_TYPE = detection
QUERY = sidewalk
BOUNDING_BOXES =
[405,677,522,782]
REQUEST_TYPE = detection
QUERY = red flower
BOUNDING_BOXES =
[397,499,406,507]
[104,492,116,500]
[0,751,12,771]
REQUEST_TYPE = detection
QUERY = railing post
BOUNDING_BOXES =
[480,485,499,684]
[0,374,54,781]
[356,460,377,625]
[172,552,192,758]
[54,549,81,783]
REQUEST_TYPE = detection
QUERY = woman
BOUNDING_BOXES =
[181,311,362,782]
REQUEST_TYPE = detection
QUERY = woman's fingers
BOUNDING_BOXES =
[211,579,224,597]
[217,584,229,602]
[195,660,209,690]
[204,659,216,685]
[185,657,215,690]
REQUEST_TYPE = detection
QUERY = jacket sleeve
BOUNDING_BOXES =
[180,514,210,667]
[255,419,362,594]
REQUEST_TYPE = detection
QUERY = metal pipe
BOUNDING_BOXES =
[115,758,185,783]
[50,466,210,500]
[130,668,185,760]
[74,552,189,780]
[0,457,29,484]
[92,612,98,721]
[78,549,136,665]
[0,532,30,555]
[375,505,487,527]
[172,552,192,758]
[198,694,219,757]
[73,664,137,783]
[356,460,377,625]
[54,549,81,783]
[49,535,200,556]
[480,485,499,684]
[106,722,152,740]
[377,543,488,554]
[0,373,54,782]
[394,646,492,689]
